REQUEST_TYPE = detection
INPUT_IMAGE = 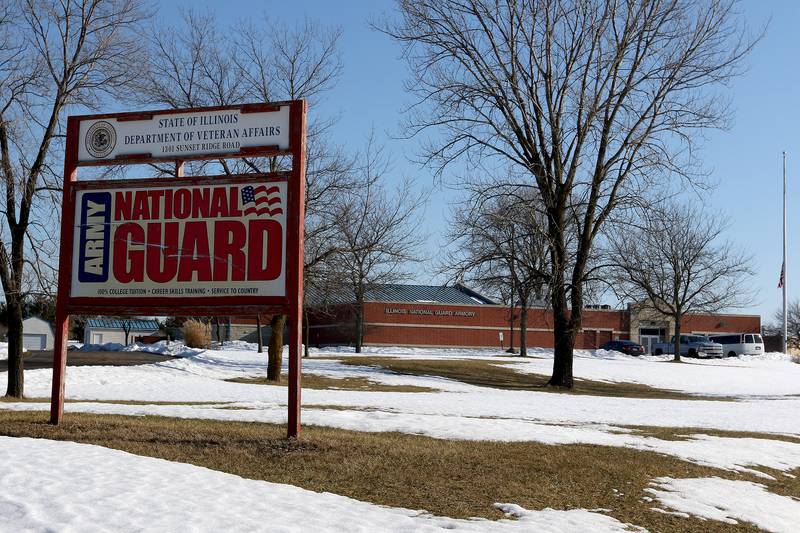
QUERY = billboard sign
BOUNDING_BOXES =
[52,101,307,437]
[71,178,287,300]
[78,105,290,163]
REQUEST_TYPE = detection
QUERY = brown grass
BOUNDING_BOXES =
[622,424,800,445]
[331,357,733,401]
[0,410,786,532]
[182,319,211,349]
[227,374,435,393]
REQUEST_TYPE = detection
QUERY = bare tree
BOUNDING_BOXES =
[771,301,800,351]
[608,202,753,362]
[122,320,132,346]
[301,243,352,357]
[0,0,148,397]
[445,185,550,356]
[140,11,347,380]
[300,134,356,359]
[383,0,757,387]
[334,138,427,353]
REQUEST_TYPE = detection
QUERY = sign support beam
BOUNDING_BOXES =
[50,116,79,425]
[286,100,306,438]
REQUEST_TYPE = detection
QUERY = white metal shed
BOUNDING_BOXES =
[83,318,160,346]
[22,317,55,351]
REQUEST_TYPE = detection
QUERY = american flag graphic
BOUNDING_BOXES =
[241,185,283,217]
[778,262,785,289]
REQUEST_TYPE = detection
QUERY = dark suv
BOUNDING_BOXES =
[600,340,645,356]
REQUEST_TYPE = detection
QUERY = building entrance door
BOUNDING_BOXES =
[640,335,658,354]
[639,327,667,354]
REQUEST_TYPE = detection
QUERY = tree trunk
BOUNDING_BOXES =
[303,306,310,358]
[519,303,528,357]
[5,296,24,397]
[256,315,263,353]
[549,271,576,388]
[354,303,363,354]
[267,314,286,381]
[548,263,576,384]
[549,312,576,387]
[215,318,222,347]
[546,203,576,388]
[673,317,682,362]
[506,284,515,353]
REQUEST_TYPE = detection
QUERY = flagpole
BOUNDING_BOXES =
[783,151,788,354]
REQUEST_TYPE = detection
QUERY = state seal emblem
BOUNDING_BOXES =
[85,121,116,158]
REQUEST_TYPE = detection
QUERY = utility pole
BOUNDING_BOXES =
[506,226,516,354]
[256,315,263,353]
[507,282,515,353]
[783,151,788,354]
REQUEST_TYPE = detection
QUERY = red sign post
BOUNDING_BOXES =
[50,101,306,437]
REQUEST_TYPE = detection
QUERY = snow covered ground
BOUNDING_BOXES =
[504,351,800,398]
[0,341,26,361]
[0,436,639,533]
[646,477,800,533]
[2,344,800,476]
[2,342,800,530]
[315,344,800,398]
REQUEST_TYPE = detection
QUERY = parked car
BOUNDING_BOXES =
[652,335,723,358]
[600,340,645,356]
[707,333,764,357]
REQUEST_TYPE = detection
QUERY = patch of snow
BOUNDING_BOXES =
[78,342,126,352]
[219,340,262,352]
[0,436,641,532]
[143,347,472,391]
[739,351,797,362]
[77,340,201,358]
[311,345,800,398]
[8,354,800,436]
[309,345,506,357]
[0,342,29,360]
[647,477,800,532]
[504,353,800,397]
[4,401,800,478]
[123,340,202,358]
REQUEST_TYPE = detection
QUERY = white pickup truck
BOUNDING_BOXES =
[652,335,724,358]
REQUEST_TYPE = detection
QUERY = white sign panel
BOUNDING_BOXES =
[77,106,290,162]
[71,180,287,298]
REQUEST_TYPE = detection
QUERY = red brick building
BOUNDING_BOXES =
[307,284,760,351]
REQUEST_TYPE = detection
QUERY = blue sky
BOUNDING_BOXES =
[159,0,797,322]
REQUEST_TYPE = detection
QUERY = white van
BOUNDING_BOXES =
[708,333,764,357]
